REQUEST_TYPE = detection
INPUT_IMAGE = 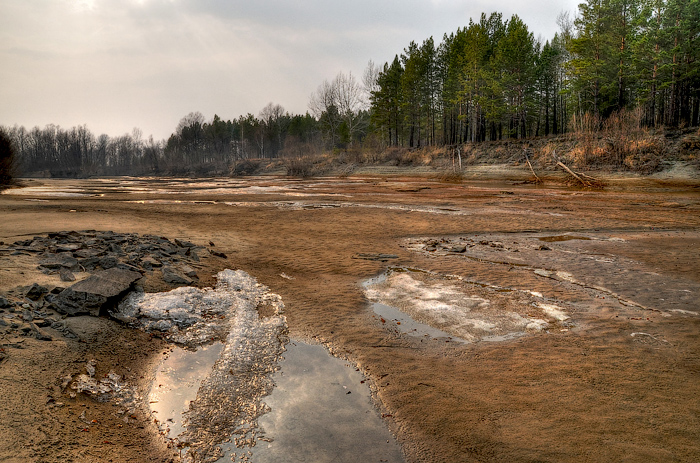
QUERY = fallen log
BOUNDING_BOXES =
[552,150,603,187]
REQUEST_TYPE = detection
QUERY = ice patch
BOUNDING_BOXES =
[69,360,139,414]
[537,303,570,321]
[112,269,284,348]
[113,270,288,460]
[526,319,549,331]
[364,269,563,342]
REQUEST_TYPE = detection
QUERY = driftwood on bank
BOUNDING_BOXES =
[552,150,603,187]
[523,149,542,184]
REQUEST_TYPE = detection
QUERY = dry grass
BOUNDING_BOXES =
[285,156,316,177]
[436,170,464,183]
[567,109,666,173]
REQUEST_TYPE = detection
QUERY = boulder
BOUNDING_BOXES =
[52,268,142,317]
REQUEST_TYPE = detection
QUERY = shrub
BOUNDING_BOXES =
[568,109,666,172]
[230,159,261,176]
[285,157,314,177]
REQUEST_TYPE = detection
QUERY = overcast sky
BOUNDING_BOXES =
[0,0,580,140]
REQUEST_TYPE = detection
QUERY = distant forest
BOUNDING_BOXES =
[3,0,699,177]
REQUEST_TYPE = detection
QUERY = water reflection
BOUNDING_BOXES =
[233,341,404,463]
[149,343,224,439]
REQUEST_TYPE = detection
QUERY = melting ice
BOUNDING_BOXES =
[112,270,288,461]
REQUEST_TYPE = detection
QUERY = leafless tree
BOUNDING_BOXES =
[310,71,368,147]
[309,79,342,147]
[259,102,286,156]
[363,60,381,107]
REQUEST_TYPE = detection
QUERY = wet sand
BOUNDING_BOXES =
[1,175,700,462]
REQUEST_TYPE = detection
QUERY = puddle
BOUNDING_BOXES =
[372,302,459,341]
[363,269,556,343]
[150,343,224,439]
[231,341,404,463]
[131,271,402,462]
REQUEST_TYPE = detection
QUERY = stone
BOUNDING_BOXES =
[38,254,78,270]
[31,323,52,341]
[140,256,161,270]
[162,266,193,285]
[99,256,119,269]
[0,296,11,308]
[78,257,100,271]
[448,245,467,253]
[52,268,142,317]
[74,248,101,259]
[158,243,178,255]
[34,318,50,328]
[25,283,48,300]
[181,265,199,279]
[175,239,196,248]
[55,243,82,252]
[108,243,123,254]
[59,268,76,282]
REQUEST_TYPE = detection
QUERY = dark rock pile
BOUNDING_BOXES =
[0,230,222,342]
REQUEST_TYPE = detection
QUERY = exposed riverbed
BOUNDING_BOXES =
[1,175,699,463]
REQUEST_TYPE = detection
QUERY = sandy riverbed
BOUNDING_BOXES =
[1,174,699,462]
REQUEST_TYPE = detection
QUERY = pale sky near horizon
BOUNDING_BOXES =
[0,0,580,141]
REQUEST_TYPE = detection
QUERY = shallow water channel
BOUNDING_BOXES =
[150,340,403,462]
[224,341,404,462]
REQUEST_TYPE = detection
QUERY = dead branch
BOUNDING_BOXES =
[556,160,591,186]
[523,149,542,184]
[552,150,602,187]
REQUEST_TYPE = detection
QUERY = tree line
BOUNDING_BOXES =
[1,108,323,177]
[2,71,370,176]
[371,0,699,147]
[3,0,698,177]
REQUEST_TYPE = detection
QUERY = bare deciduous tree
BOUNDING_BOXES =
[310,71,368,148]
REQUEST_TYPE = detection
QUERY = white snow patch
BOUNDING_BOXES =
[537,303,570,321]
[364,271,551,342]
[526,319,549,331]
